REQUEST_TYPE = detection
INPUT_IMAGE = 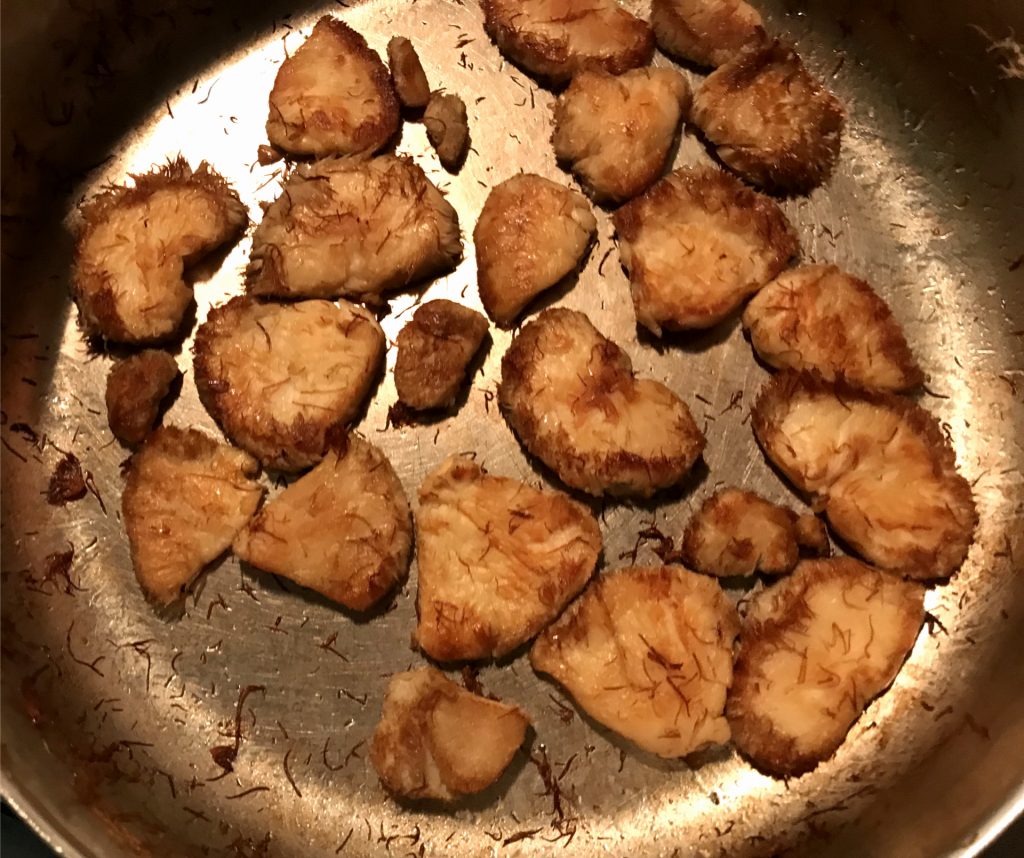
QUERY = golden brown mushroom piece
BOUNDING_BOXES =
[481,0,654,86]
[72,159,246,344]
[394,300,489,412]
[122,426,264,606]
[105,350,181,447]
[247,156,462,304]
[691,40,846,194]
[651,0,766,68]
[613,165,798,335]
[728,557,925,777]
[370,667,530,801]
[233,435,411,611]
[387,36,431,109]
[682,487,828,577]
[415,455,601,661]
[193,297,385,472]
[552,67,691,203]
[266,16,399,157]
[752,371,977,578]
[424,92,470,171]
[743,264,923,392]
[499,308,705,497]
[474,174,596,327]
[531,565,740,757]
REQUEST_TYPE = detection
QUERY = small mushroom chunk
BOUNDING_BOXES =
[122,426,264,606]
[266,16,399,157]
[752,371,977,579]
[233,435,411,611]
[651,0,766,68]
[415,455,601,661]
[474,174,597,327]
[72,159,246,344]
[387,37,431,108]
[394,300,489,412]
[743,264,923,392]
[552,67,691,204]
[728,558,925,777]
[105,350,181,446]
[691,40,846,194]
[370,667,531,801]
[531,565,740,757]
[613,165,798,334]
[482,0,654,85]
[499,308,705,497]
[424,92,470,171]
[682,487,828,577]
[193,297,385,471]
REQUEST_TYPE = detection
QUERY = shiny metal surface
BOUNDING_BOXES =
[1,1,1022,856]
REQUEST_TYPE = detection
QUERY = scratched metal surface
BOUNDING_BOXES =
[1,1,1023,856]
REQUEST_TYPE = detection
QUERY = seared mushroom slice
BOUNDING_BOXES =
[474,174,596,327]
[691,40,846,194]
[194,297,384,472]
[387,36,431,108]
[482,0,654,85]
[682,487,828,577]
[613,165,798,335]
[370,667,530,801]
[72,159,246,344]
[552,67,691,204]
[651,0,766,68]
[266,16,399,157]
[394,300,489,411]
[122,426,264,606]
[233,435,411,610]
[105,350,181,447]
[247,156,462,303]
[752,371,977,578]
[499,308,705,497]
[728,558,925,777]
[424,92,470,171]
[743,264,923,392]
[531,565,740,757]
[415,455,601,661]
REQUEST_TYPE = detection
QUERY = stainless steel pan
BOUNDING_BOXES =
[2,1,1022,855]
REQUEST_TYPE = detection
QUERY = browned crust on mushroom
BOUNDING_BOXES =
[691,40,846,193]
[369,666,531,801]
[481,0,654,86]
[751,371,978,578]
[73,158,246,343]
[424,92,470,171]
[387,36,431,108]
[681,487,829,577]
[499,308,705,497]
[530,564,740,757]
[232,434,411,610]
[650,0,766,68]
[552,67,692,204]
[474,174,597,327]
[193,296,384,471]
[743,264,923,392]
[105,350,181,447]
[613,166,798,333]
[414,454,602,661]
[727,557,925,776]
[122,425,263,606]
[394,300,489,411]
[267,16,399,157]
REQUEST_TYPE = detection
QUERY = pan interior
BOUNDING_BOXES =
[1,1,1022,856]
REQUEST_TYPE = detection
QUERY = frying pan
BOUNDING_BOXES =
[2,1,1022,856]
